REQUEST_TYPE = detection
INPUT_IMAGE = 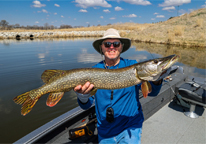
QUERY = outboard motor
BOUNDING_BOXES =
[177,78,206,118]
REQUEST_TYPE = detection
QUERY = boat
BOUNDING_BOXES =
[14,71,206,144]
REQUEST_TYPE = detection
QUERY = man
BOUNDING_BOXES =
[74,28,163,143]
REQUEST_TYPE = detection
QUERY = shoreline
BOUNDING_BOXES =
[0,30,205,48]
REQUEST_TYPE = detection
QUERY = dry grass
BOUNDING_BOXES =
[195,18,204,27]
[174,25,184,36]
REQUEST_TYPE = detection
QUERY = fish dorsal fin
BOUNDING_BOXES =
[141,81,152,98]
[41,70,66,83]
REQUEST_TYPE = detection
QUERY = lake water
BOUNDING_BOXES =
[0,38,205,143]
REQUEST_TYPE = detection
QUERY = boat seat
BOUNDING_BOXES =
[178,81,206,118]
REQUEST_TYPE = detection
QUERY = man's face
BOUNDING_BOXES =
[101,39,123,60]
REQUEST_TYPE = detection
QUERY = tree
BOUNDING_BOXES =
[50,25,55,30]
[44,23,49,30]
[0,20,9,29]
[14,23,20,28]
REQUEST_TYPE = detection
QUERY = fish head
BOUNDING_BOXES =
[136,54,179,81]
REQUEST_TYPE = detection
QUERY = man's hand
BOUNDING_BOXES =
[74,82,94,94]
[74,82,94,103]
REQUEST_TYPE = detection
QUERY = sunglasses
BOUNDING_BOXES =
[102,42,121,48]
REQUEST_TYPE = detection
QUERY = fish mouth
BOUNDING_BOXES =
[161,55,179,70]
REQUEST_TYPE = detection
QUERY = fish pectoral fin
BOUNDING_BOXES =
[46,92,64,107]
[141,81,152,98]
[90,88,98,96]
[41,70,66,83]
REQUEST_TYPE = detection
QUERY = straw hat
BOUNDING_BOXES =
[92,28,131,54]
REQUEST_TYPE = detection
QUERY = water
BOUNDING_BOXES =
[0,38,205,143]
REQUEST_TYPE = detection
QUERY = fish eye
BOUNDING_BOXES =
[154,60,158,64]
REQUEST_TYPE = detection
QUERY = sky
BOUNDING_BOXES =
[0,0,206,27]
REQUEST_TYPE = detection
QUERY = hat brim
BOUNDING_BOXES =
[93,37,131,54]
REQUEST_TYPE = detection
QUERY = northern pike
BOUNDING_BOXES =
[13,54,179,116]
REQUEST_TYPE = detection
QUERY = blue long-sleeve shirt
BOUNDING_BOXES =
[77,58,162,138]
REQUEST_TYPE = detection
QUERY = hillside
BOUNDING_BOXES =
[123,8,206,47]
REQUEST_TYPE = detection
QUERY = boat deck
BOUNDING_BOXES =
[52,100,206,144]
[142,100,206,144]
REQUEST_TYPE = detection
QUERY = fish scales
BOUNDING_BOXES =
[45,66,140,90]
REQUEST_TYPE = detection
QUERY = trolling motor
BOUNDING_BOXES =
[177,78,206,118]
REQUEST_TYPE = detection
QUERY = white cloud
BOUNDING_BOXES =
[115,6,124,11]
[35,21,39,23]
[74,0,112,8]
[201,4,206,8]
[159,0,191,7]
[42,9,48,13]
[162,6,175,10]
[123,14,137,17]
[54,13,57,15]
[33,0,46,8]
[110,17,116,20]
[122,0,151,6]
[103,9,110,13]
[156,15,165,18]
[79,9,88,12]
[61,15,64,18]
[151,18,155,20]
[100,16,104,19]
[154,12,159,15]
[54,4,60,7]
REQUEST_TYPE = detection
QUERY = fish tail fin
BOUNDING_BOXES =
[13,89,40,116]
[21,97,39,116]
[13,91,31,105]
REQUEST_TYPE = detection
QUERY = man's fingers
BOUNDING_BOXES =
[81,82,90,93]
[74,82,94,94]
[84,84,94,94]
[74,85,82,92]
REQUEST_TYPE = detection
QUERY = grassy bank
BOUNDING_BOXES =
[1,8,205,47]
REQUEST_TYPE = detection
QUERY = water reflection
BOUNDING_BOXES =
[132,42,206,69]
[78,48,102,63]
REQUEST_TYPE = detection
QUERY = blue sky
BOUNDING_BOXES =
[1,0,206,27]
